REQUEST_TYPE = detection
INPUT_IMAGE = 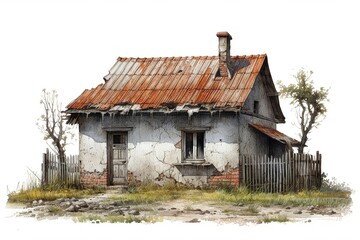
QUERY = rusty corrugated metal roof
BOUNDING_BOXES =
[249,123,300,146]
[66,54,285,122]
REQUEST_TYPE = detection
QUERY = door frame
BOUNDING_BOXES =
[107,131,129,185]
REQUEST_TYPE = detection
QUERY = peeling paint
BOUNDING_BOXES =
[75,75,291,187]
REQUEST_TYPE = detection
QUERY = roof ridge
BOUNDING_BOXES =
[116,54,267,61]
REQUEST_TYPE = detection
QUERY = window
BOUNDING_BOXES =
[113,134,126,145]
[183,131,205,161]
[253,101,259,114]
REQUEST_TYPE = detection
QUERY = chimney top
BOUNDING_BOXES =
[216,31,232,79]
[216,32,232,40]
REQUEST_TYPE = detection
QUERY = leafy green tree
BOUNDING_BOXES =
[278,69,329,154]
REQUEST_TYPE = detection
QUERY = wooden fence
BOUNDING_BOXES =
[240,152,322,193]
[41,149,80,186]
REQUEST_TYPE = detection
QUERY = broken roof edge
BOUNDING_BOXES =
[65,83,105,109]
[249,123,301,147]
[65,107,242,115]
[65,107,241,125]
[66,53,274,113]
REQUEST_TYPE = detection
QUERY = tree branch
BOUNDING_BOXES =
[278,68,329,154]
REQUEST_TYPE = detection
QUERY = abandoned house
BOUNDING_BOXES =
[66,32,300,188]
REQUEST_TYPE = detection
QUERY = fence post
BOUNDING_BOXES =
[316,151,322,189]
[42,149,49,187]
[239,157,242,187]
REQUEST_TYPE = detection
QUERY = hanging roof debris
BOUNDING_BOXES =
[66,55,285,122]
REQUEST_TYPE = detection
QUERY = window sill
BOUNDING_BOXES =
[183,159,206,164]
[174,160,212,166]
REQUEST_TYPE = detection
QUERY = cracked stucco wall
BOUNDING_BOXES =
[78,113,241,186]
[79,115,107,173]
[77,76,281,186]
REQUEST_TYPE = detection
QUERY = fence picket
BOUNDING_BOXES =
[42,149,80,186]
[264,155,270,192]
[240,152,321,193]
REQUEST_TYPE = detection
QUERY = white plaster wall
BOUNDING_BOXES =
[127,117,182,181]
[78,109,279,185]
[125,114,241,183]
[79,115,107,173]
[204,115,239,171]
[79,113,242,185]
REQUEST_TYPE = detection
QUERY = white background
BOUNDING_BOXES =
[0,0,359,239]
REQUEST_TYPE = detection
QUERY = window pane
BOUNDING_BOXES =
[253,101,259,114]
[113,135,121,144]
[185,132,193,159]
[196,132,204,159]
[113,134,126,144]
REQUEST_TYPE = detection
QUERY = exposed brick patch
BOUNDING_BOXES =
[80,166,108,188]
[80,167,136,188]
[209,168,240,187]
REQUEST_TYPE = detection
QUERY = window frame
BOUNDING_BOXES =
[182,131,205,162]
[253,100,259,114]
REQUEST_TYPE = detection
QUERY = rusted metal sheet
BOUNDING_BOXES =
[249,124,300,146]
[66,54,284,120]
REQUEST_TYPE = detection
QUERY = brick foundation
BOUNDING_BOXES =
[80,168,137,188]
[80,169,108,188]
[209,168,240,187]
[80,166,240,188]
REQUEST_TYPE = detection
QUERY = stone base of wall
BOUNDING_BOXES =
[80,167,240,188]
[80,170,108,188]
[208,168,240,187]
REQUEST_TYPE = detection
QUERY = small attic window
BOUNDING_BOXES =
[215,69,221,77]
[253,101,259,114]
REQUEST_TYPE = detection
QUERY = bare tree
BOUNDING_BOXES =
[278,69,329,154]
[37,89,74,180]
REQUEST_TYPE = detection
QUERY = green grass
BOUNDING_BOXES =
[109,183,351,208]
[107,181,190,205]
[109,189,183,205]
[222,206,259,216]
[47,206,63,214]
[109,181,187,204]
[184,205,195,211]
[241,206,259,215]
[183,189,351,208]
[132,206,154,212]
[76,215,162,223]
[257,215,289,224]
[7,187,105,203]
[8,179,351,210]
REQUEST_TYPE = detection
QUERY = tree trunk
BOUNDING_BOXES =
[298,146,304,154]
[58,149,67,182]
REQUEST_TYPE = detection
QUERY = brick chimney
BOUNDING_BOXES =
[216,31,232,79]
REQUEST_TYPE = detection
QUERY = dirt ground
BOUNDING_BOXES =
[7,189,351,225]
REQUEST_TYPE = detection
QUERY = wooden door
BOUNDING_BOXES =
[108,132,128,185]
